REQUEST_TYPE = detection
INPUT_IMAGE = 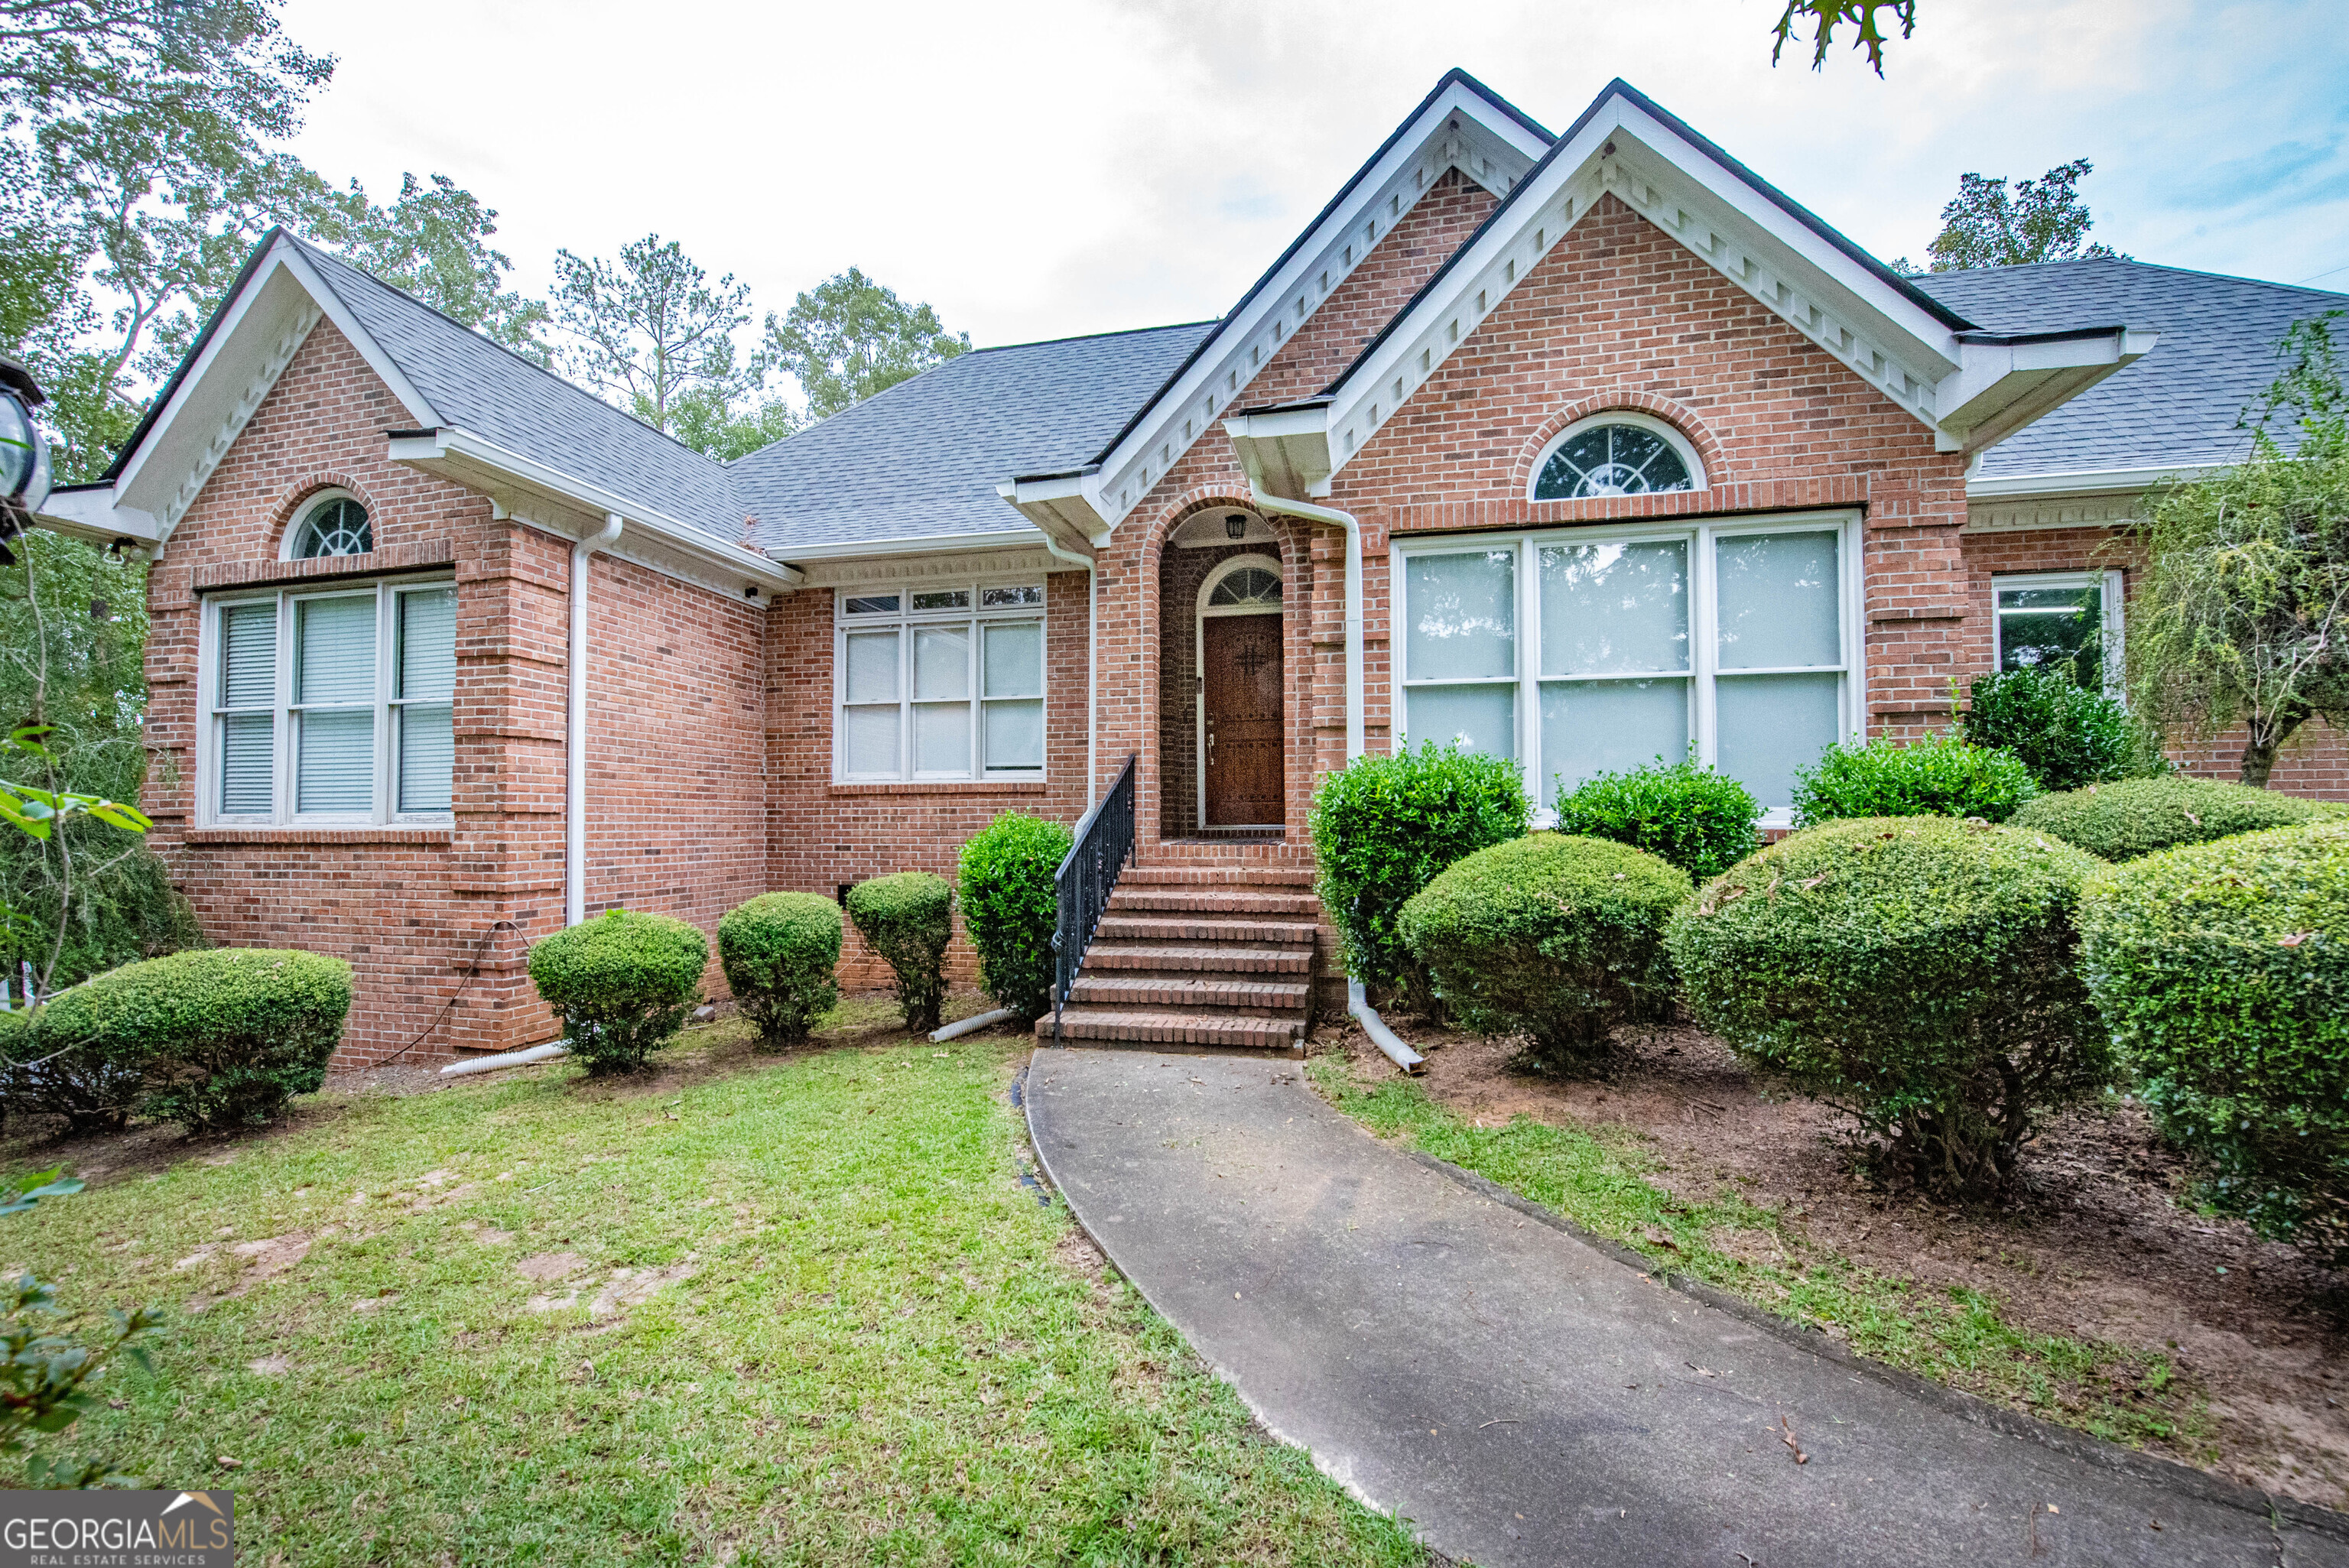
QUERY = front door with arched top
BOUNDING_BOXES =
[1197,557,1284,829]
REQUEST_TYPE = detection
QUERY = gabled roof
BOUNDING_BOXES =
[1911,259,2349,484]
[731,322,1214,554]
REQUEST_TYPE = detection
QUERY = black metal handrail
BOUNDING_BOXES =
[1051,752,1138,1041]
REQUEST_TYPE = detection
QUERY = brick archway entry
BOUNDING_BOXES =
[1154,508,1285,839]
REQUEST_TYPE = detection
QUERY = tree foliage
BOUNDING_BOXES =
[548,234,764,442]
[1769,1,1915,76]
[2128,312,2349,786]
[764,267,970,424]
[1919,160,2123,273]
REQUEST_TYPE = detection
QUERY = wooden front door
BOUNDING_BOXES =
[1202,615,1283,826]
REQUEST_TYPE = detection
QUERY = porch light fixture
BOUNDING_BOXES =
[1225,513,1248,539]
[0,356,52,565]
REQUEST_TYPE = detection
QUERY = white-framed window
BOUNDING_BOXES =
[200,576,456,824]
[1529,412,1705,501]
[1394,512,1861,821]
[281,489,373,560]
[1993,570,2124,697]
[833,581,1047,781]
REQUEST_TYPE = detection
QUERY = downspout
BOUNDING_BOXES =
[566,511,623,927]
[1036,528,1098,797]
[1242,485,1419,1070]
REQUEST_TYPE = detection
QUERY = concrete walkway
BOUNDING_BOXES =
[1025,1047,2349,1568]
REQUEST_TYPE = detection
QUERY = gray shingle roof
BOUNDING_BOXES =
[1910,258,2349,479]
[729,322,1216,553]
[294,238,746,542]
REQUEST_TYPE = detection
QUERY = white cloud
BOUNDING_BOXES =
[277,0,2349,348]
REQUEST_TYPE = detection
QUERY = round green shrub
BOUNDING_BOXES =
[1308,742,1529,1013]
[528,909,707,1076]
[1792,732,2041,826]
[1400,833,1690,1070]
[718,893,841,1050]
[2080,820,2349,1260]
[2009,774,2344,862]
[957,813,1073,1025]
[2,949,352,1131]
[1666,817,2110,1197]
[845,872,954,1034]
[1554,754,1759,881]
[1958,665,2149,791]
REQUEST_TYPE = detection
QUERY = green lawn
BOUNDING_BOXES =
[1310,1053,2205,1456]
[5,1005,1425,1566]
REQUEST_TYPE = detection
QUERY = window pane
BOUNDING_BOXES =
[912,626,969,701]
[219,713,274,815]
[219,602,277,708]
[295,595,378,706]
[399,703,453,813]
[1539,541,1688,675]
[397,589,456,702]
[1406,551,1516,680]
[982,585,1044,608]
[843,706,898,774]
[1405,684,1515,758]
[1998,585,2103,686]
[1717,672,1841,811]
[1717,531,1840,670]
[911,589,970,611]
[297,707,375,813]
[1540,679,1689,798]
[983,700,1044,770]
[983,621,1044,698]
[1996,586,2097,614]
[844,629,898,705]
[915,703,972,774]
[843,594,899,615]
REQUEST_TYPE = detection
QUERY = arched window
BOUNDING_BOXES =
[1531,415,1701,500]
[289,494,372,559]
[1207,565,1282,608]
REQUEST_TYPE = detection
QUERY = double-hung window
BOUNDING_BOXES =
[1992,570,2123,696]
[1397,515,1859,820]
[204,578,457,823]
[834,583,1046,780]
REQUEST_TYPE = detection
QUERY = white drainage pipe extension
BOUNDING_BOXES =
[930,1007,1015,1044]
[566,511,624,927]
[1348,979,1425,1076]
[440,1042,568,1077]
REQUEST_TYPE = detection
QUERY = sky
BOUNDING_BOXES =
[274,0,2349,353]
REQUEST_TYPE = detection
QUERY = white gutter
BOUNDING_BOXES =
[566,512,623,927]
[1964,463,2221,499]
[1033,526,1100,794]
[1245,482,1365,761]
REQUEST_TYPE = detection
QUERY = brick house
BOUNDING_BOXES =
[37,73,2349,1064]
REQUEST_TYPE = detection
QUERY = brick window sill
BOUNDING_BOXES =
[187,826,454,847]
[827,781,1050,797]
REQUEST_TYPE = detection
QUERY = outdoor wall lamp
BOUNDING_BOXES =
[0,356,53,567]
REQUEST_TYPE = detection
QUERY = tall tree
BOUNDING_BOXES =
[1771,1,1916,76]
[763,268,969,424]
[1896,160,2123,274]
[310,173,548,363]
[548,235,759,439]
[2129,312,2349,786]
[0,0,331,135]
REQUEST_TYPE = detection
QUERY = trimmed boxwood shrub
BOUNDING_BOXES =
[1308,742,1529,1012]
[846,872,954,1034]
[718,893,841,1050]
[1400,833,1689,1070]
[528,909,707,1076]
[2009,774,2343,862]
[1792,732,2040,826]
[1554,755,1759,881]
[1666,817,2110,1198]
[2,949,352,1131]
[2080,820,2349,1260]
[957,813,1073,1025]
[1958,665,2145,791]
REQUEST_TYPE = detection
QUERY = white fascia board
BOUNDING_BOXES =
[1932,329,2158,455]
[1084,81,1551,533]
[1967,461,2214,499]
[30,486,161,548]
[1327,94,1995,478]
[775,528,1058,565]
[1222,407,1334,500]
[386,427,803,592]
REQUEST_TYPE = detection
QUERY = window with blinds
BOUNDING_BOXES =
[206,579,457,823]
[835,581,1047,780]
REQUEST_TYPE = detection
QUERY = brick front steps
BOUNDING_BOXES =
[1035,848,1321,1052]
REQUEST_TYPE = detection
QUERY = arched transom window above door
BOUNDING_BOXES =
[1207,563,1282,609]
[1531,414,1703,501]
